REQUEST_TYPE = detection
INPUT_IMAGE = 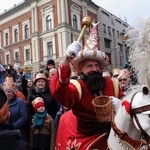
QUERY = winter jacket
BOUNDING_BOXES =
[8,96,28,141]
[0,124,29,150]
[30,115,55,150]
[27,86,60,121]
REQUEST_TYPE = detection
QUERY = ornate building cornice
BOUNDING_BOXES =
[0,0,31,20]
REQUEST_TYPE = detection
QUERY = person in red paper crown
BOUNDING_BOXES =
[50,23,124,149]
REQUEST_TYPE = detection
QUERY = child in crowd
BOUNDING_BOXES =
[30,97,55,150]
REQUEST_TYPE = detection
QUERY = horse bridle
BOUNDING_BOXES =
[130,92,150,144]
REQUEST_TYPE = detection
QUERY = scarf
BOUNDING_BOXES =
[0,102,9,124]
[35,86,46,93]
[33,111,47,128]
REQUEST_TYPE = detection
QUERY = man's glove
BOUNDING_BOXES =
[111,96,121,113]
[66,41,82,58]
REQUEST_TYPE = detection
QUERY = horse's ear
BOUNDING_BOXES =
[141,85,149,95]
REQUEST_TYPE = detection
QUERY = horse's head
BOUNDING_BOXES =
[131,85,150,142]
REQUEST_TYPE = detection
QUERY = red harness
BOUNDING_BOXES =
[111,91,150,149]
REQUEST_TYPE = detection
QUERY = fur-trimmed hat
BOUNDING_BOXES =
[32,97,45,111]
[72,23,109,71]
[33,73,47,85]
[0,87,9,124]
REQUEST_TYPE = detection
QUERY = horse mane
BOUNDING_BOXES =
[126,18,150,89]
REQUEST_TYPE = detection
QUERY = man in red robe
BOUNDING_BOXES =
[50,24,124,150]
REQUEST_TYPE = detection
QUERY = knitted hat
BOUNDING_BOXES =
[32,97,45,111]
[33,73,47,85]
[72,23,109,71]
[3,82,17,94]
[0,87,9,124]
[47,59,55,66]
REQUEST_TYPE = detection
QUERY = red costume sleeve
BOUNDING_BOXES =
[50,64,80,108]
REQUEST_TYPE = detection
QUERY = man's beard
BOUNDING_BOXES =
[80,72,105,95]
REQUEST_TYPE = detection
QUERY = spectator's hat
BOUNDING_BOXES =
[32,97,45,111]
[72,23,109,71]
[0,87,9,124]
[33,73,47,85]
[3,82,17,94]
[47,59,55,66]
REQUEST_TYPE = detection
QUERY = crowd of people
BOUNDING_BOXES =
[0,24,139,150]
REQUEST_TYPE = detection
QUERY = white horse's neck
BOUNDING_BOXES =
[115,106,141,139]
[108,104,142,150]
[108,86,150,150]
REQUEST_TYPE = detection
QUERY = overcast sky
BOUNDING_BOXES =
[92,0,149,27]
[0,0,149,27]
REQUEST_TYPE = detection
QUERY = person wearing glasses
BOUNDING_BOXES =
[118,69,137,95]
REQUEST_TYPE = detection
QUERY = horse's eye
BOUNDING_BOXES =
[148,114,150,118]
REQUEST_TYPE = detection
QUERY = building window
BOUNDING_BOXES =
[42,5,54,32]
[47,41,53,56]
[24,25,29,38]
[117,31,120,39]
[108,26,111,35]
[25,49,30,61]
[103,24,106,33]
[6,55,9,64]
[46,15,52,31]
[73,15,77,29]
[14,52,20,62]
[14,29,18,42]
[106,52,111,64]
[104,38,111,48]
[5,33,9,45]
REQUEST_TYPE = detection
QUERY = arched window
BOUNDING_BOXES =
[46,15,52,31]
[24,25,29,38]
[14,29,18,42]
[73,15,77,29]
[5,33,9,45]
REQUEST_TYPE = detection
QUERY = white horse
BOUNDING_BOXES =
[108,85,150,150]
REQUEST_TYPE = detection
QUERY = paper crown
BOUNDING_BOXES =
[33,73,47,85]
[32,97,45,111]
[72,23,109,71]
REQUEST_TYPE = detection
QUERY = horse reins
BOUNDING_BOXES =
[130,92,150,145]
[111,111,147,149]
[111,91,150,149]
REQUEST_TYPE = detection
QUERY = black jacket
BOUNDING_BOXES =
[27,86,60,120]
[0,124,29,150]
